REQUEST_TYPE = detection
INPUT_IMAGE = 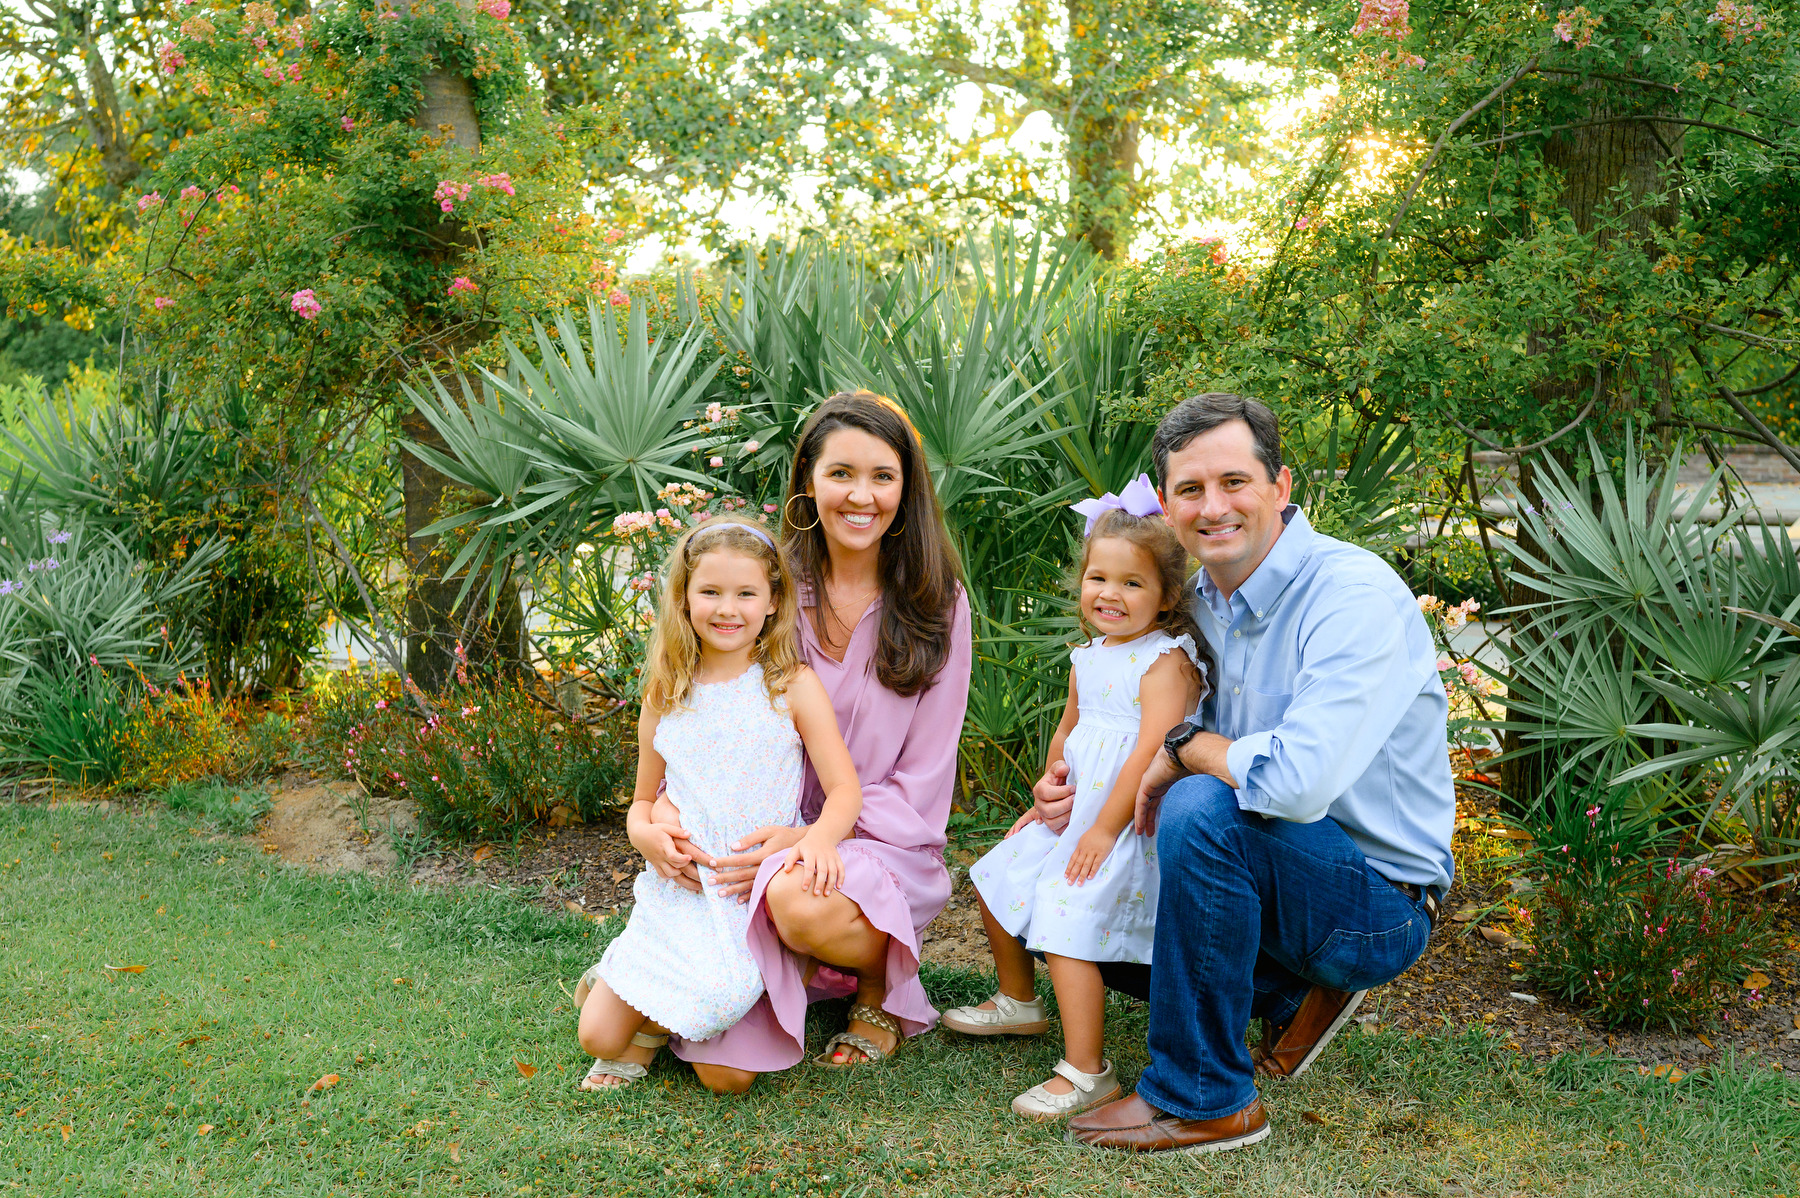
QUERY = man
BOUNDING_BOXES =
[1033,393,1455,1153]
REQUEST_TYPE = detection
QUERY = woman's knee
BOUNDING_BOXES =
[691,1063,757,1095]
[765,870,830,948]
[1158,774,1244,849]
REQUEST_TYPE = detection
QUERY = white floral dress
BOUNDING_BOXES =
[970,631,1204,964]
[594,664,801,1041]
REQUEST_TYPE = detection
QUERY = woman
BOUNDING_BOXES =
[657,390,972,1092]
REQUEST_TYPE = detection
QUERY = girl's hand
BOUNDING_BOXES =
[781,828,846,897]
[1005,809,1042,838]
[649,793,681,827]
[706,824,807,903]
[629,815,700,889]
[1064,824,1118,885]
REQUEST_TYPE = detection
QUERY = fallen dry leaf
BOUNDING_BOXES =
[103,964,146,974]
[1450,907,1480,923]
[472,845,495,864]
[197,1124,213,1135]
[1301,1111,1326,1126]
[515,1059,537,1078]
[1487,827,1534,841]
[178,1036,211,1048]
[563,899,586,916]
[1792,1012,1799,1031]
[611,870,628,884]
[1696,1033,1714,1049]
[59,1124,71,1143]
[1742,971,1771,990]
[308,1074,340,1092]
[1640,1064,1686,1083]
[393,977,411,986]
[449,1142,462,1164]
[1476,925,1527,950]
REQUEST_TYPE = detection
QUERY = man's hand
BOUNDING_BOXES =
[1031,760,1077,833]
[1133,748,1184,836]
[704,825,807,903]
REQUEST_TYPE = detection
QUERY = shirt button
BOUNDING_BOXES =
[1233,686,1241,695]
[1233,630,1242,638]
[1255,610,1264,618]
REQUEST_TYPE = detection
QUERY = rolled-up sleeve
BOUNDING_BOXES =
[1225,585,1430,824]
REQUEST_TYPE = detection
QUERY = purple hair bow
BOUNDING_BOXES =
[1071,472,1164,535]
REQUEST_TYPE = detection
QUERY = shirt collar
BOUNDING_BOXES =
[1196,505,1313,620]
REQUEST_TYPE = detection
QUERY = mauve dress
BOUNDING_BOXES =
[668,586,973,1071]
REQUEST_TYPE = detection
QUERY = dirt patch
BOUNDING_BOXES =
[258,770,417,875]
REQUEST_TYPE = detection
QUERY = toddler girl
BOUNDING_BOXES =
[946,478,1208,1119]
[572,516,862,1090]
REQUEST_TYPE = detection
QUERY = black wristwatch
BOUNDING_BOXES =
[1163,721,1201,770]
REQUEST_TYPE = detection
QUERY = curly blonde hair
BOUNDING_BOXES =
[641,516,804,713]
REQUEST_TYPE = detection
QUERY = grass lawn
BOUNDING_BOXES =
[3,799,1797,1198]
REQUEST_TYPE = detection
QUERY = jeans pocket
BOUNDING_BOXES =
[1301,914,1428,993]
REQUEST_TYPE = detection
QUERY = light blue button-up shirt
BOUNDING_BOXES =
[1188,506,1456,892]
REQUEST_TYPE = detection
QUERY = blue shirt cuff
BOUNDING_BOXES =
[1225,732,1275,808]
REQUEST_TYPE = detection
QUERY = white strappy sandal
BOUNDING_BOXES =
[1010,1059,1121,1120]
[578,1031,669,1091]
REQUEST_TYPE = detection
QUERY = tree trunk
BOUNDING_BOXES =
[1500,93,1683,807]
[1064,0,1141,260]
[402,7,526,692]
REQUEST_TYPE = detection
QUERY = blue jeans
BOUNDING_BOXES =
[1135,775,1433,1121]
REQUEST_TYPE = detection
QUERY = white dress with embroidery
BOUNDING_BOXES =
[970,631,1204,964]
[594,664,801,1041]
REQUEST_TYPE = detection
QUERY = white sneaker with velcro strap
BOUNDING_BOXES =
[1011,1059,1122,1120]
[940,991,1050,1036]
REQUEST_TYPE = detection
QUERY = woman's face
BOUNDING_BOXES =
[806,427,905,556]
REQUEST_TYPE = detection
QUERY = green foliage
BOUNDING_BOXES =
[5,671,132,786]
[316,669,631,839]
[1517,781,1780,1032]
[157,777,274,835]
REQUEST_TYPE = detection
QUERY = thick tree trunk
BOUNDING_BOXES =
[1500,94,1682,806]
[402,6,525,691]
[1064,0,1141,260]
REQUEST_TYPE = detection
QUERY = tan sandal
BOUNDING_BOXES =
[578,1031,668,1091]
[815,1003,903,1068]
[572,963,603,1010]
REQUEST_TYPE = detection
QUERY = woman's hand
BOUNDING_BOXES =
[705,824,807,903]
[781,827,846,897]
[1064,824,1118,885]
[1005,809,1042,838]
[1032,760,1077,832]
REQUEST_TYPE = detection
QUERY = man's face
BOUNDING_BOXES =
[1159,420,1292,591]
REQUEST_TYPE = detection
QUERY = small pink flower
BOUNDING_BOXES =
[158,40,186,74]
[655,508,671,518]
[341,115,356,132]
[608,288,628,306]
[137,192,164,213]
[375,699,388,710]
[603,228,624,244]
[179,185,205,201]
[153,296,175,309]
[252,35,267,49]
[763,503,778,513]
[447,276,479,295]
[477,172,515,195]
[476,0,510,16]
[290,289,323,319]
[709,456,724,468]
[743,440,761,453]
[89,654,100,666]
[433,179,472,213]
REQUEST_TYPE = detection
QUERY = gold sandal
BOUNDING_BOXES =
[815,1003,903,1068]
[578,1031,669,1091]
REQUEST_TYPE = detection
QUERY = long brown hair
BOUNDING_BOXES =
[783,391,963,696]
[641,516,804,713]
[1073,508,1209,682]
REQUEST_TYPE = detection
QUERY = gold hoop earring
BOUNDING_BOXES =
[886,513,906,538]
[784,493,820,531]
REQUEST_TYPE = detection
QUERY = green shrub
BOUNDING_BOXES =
[9,672,130,785]
[311,670,631,840]
[157,778,273,835]
[1517,785,1780,1031]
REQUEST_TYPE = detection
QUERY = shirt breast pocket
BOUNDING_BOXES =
[1239,686,1292,735]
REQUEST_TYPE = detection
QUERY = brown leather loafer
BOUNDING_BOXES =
[1066,1093,1270,1154]
[1257,984,1367,1078]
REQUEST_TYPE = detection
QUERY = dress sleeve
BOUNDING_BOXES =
[850,588,974,852]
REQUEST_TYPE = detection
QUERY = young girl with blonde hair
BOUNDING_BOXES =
[572,515,862,1090]
[949,479,1209,1119]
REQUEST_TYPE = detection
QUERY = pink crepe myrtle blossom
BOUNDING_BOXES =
[251,35,268,49]
[341,115,356,132]
[603,227,624,244]
[179,185,205,201]
[476,0,511,18]
[447,276,479,295]
[477,172,515,195]
[137,192,164,213]
[290,289,323,319]
[1552,6,1602,48]
[608,288,629,306]
[153,296,176,309]
[158,40,186,74]
[433,179,472,213]
[1350,0,1409,39]
[1708,0,1765,42]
